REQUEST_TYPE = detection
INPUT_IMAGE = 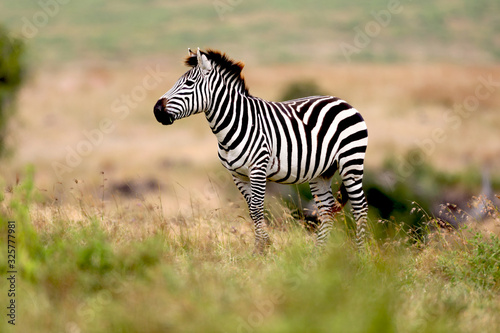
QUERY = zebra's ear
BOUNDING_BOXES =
[196,47,212,75]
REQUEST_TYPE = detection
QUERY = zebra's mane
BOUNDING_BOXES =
[185,49,249,95]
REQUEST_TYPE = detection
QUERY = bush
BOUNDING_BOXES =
[0,25,24,156]
[280,79,326,101]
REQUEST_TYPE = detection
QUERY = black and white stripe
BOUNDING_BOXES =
[154,48,368,252]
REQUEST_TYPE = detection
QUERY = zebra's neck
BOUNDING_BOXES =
[205,76,260,148]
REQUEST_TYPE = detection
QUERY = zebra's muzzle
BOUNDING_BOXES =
[154,98,174,125]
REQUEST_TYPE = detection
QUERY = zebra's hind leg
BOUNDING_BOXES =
[341,175,369,249]
[233,173,271,254]
[310,177,346,247]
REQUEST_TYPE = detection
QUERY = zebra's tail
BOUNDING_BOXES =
[333,182,349,213]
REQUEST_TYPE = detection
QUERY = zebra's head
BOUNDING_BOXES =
[153,48,214,126]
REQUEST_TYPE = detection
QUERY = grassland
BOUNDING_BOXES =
[1,1,500,332]
[1,168,500,332]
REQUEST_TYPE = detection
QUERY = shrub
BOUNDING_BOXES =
[280,79,325,101]
[0,25,24,156]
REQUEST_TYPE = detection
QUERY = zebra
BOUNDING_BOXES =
[154,48,369,253]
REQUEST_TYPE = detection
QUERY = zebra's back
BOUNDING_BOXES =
[264,96,368,184]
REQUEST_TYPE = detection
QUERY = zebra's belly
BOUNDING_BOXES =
[266,155,332,184]
[266,170,307,184]
[219,149,323,183]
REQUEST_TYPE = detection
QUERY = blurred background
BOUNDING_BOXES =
[1,0,499,230]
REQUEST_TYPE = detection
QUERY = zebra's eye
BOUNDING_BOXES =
[185,79,195,87]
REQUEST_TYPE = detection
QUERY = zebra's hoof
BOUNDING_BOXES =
[253,238,272,255]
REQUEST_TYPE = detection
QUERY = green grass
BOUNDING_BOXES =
[0,0,499,66]
[1,168,500,332]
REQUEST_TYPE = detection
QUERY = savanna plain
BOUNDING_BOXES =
[1,1,500,332]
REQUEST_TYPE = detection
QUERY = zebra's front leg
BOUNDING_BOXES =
[310,178,338,247]
[233,173,271,254]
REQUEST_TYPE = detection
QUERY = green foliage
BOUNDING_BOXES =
[261,237,398,333]
[75,224,115,275]
[280,79,326,101]
[0,165,42,282]
[0,25,24,155]
[438,232,500,291]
